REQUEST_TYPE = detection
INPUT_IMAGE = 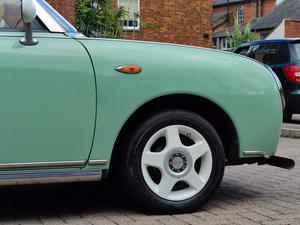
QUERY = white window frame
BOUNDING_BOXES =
[221,38,230,50]
[237,6,245,25]
[118,0,140,31]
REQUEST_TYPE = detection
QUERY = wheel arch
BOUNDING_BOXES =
[110,94,239,174]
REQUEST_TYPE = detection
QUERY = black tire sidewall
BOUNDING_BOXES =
[122,110,225,214]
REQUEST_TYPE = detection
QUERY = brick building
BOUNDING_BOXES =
[252,0,300,40]
[212,0,277,49]
[47,0,213,48]
[47,0,76,25]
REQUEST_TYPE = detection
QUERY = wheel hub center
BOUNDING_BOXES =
[169,153,187,173]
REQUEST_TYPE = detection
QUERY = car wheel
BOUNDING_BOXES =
[283,111,292,123]
[121,110,225,214]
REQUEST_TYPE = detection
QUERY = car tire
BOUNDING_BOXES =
[121,109,225,214]
[283,111,292,123]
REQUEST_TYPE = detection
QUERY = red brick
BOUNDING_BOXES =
[46,0,76,25]
[285,19,300,38]
[119,0,213,47]
[213,0,276,33]
[47,0,212,47]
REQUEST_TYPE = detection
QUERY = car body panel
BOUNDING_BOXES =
[78,39,282,167]
[0,32,96,164]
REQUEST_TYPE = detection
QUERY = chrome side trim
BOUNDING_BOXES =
[0,33,69,38]
[0,161,85,169]
[243,151,270,158]
[35,1,64,33]
[88,160,108,165]
[0,169,102,186]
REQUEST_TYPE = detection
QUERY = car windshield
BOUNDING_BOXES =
[291,43,300,63]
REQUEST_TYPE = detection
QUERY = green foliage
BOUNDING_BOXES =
[228,19,259,48]
[141,22,160,30]
[76,0,125,38]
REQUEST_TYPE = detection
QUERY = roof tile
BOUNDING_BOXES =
[252,0,300,30]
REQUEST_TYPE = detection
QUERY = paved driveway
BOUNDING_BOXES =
[0,138,299,225]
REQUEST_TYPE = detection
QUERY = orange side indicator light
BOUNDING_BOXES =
[115,65,142,74]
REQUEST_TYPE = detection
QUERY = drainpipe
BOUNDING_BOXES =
[256,0,262,18]
[227,0,230,18]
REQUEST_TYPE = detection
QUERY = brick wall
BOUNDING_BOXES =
[213,0,276,33]
[285,20,300,38]
[213,2,256,28]
[47,0,212,47]
[262,0,276,17]
[118,0,212,47]
[46,0,76,25]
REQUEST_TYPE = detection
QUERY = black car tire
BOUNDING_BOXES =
[283,111,292,123]
[120,109,225,214]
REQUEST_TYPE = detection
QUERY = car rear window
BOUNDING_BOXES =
[235,46,250,56]
[290,43,300,62]
[249,43,279,65]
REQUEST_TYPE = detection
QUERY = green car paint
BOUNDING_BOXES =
[0,33,96,164]
[0,31,283,172]
[78,38,282,167]
[0,0,295,212]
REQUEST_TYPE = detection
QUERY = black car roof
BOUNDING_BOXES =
[239,38,300,47]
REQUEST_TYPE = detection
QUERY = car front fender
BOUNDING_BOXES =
[78,38,282,168]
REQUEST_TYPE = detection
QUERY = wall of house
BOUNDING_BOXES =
[46,0,76,25]
[47,0,212,47]
[285,20,300,38]
[213,1,256,33]
[262,0,276,16]
[213,0,276,33]
[266,20,284,39]
[121,0,213,48]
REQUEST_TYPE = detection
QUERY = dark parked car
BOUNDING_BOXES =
[235,39,300,122]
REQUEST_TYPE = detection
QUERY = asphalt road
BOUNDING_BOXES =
[0,138,299,225]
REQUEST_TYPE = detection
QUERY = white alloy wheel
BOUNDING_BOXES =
[141,125,213,201]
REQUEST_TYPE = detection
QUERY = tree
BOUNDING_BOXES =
[76,0,125,38]
[228,19,259,49]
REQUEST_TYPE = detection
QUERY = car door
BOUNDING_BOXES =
[0,1,96,166]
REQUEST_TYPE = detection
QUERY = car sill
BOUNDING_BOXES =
[0,169,102,186]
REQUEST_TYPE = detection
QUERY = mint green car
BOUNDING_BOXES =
[0,0,294,214]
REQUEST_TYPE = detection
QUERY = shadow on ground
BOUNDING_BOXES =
[0,178,258,220]
[0,180,134,219]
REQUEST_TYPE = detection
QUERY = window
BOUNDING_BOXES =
[0,0,46,31]
[212,38,217,48]
[291,43,300,63]
[249,44,279,65]
[237,6,244,25]
[220,38,231,50]
[118,0,140,30]
[235,46,250,56]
